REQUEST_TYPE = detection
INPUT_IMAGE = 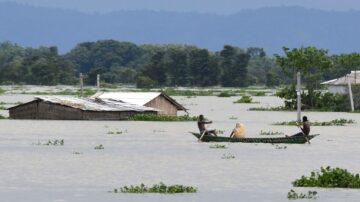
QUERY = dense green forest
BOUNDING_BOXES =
[0,40,358,88]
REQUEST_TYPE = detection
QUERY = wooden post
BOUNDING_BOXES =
[347,74,355,112]
[297,72,301,122]
[97,74,100,92]
[80,73,84,97]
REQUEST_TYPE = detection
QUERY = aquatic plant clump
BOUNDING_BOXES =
[221,153,235,159]
[217,91,236,97]
[33,139,64,146]
[209,144,227,149]
[113,182,197,194]
[129,114,197,121]
[233,95,253,103]
[94,144,105,150]
[273,119,355,126]
[260,130,284,136]
[292,166,360,188]
[287,189,318,200]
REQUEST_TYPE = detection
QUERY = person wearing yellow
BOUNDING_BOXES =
[230,123,245,138]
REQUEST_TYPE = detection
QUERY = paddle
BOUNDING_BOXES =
[199,129,207,141]
[297,124,310,144]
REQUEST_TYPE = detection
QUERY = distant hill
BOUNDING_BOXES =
[1,2,360,54]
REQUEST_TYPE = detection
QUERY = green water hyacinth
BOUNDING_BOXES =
[129,114,197,121]
[293,166,360,188]
[273,119,355,126]
[287,189,317,200]
[113,182,197,194]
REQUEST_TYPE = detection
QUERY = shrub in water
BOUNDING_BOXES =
[292,166,360,188]
[113,182,197,194]
[233,95,253,103]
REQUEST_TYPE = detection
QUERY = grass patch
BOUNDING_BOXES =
[129,114,197,121]
[260,130,284,136]
[287,189,318,200]
[273,118,355,126]
[292,166,360,188]
[113,182,197,194]
[209,144,227,149]
[94,144,105,150]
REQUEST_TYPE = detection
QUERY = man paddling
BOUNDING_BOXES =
[197,114,217,136]
[292,116,310,137]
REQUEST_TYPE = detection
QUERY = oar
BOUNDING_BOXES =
[199,128,208,141]
[297,125,310,144]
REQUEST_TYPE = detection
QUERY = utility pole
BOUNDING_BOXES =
[347,74,355,112]
[80,73,84,97]
[97,74,100,92]
[297,72,301,122]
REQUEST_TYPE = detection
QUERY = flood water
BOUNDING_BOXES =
[1,91,360,202]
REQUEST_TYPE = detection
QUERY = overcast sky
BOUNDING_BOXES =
[1,0,360,14]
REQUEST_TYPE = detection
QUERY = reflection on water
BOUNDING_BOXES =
[0,94,360,201]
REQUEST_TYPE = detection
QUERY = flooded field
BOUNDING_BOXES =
[1,87,360,201]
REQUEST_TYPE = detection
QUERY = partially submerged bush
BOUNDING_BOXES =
[129,114,197,121]
[218,91,235,97]
[292,166,360,188]
[113,182,197,194]
[233,95,253,103]
[287,189,318,200]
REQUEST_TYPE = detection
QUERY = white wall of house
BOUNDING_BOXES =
[328,85,348,94]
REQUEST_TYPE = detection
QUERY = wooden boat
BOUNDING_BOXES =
[190,132,319,144]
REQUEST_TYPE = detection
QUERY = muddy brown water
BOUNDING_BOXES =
[1,93,360,201]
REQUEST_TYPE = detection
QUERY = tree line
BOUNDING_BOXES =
[0,40,359,88]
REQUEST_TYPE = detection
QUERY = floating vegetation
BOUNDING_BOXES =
[163,88,213,96]
[107,129,127,135]
[94,144,105,150]
[23,88,97,96]
[274,144,287,149]
[292,166,360,188]
[0,87,5,94]
[113,182,197,194]
[273,119,355,126]
[287,189,318,200]
[248,106,289,111]
[129,114,197,121]
[260,130,284,136]
[229,116,238,120]
[248,91,267,96]
[215,130,225,135]
[218,91,236,97]
[72,151,83,155]
[0,114,8,119]
[221,153,235,159]
[33,139,64,146]
[233,95,253,103]
[209,144,227,149]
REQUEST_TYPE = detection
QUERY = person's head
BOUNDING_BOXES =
[236,123,241,128]
[198,114,204,121]
[302,116,308,122]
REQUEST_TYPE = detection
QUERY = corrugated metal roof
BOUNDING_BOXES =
[93,92,162,106]
[35,96,157,112]
[321,71,360,85]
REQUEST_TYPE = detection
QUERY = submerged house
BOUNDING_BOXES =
[8,96,157,120]
[92,92,186,115]
[321,71,360,94]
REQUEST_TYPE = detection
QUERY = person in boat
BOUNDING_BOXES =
[197,114,217,136]
[292,116,310,137]
[230,123,246,138]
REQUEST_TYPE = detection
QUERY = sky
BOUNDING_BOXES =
[0,0,360,14]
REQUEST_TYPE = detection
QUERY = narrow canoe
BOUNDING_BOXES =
[190,132,319,144]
